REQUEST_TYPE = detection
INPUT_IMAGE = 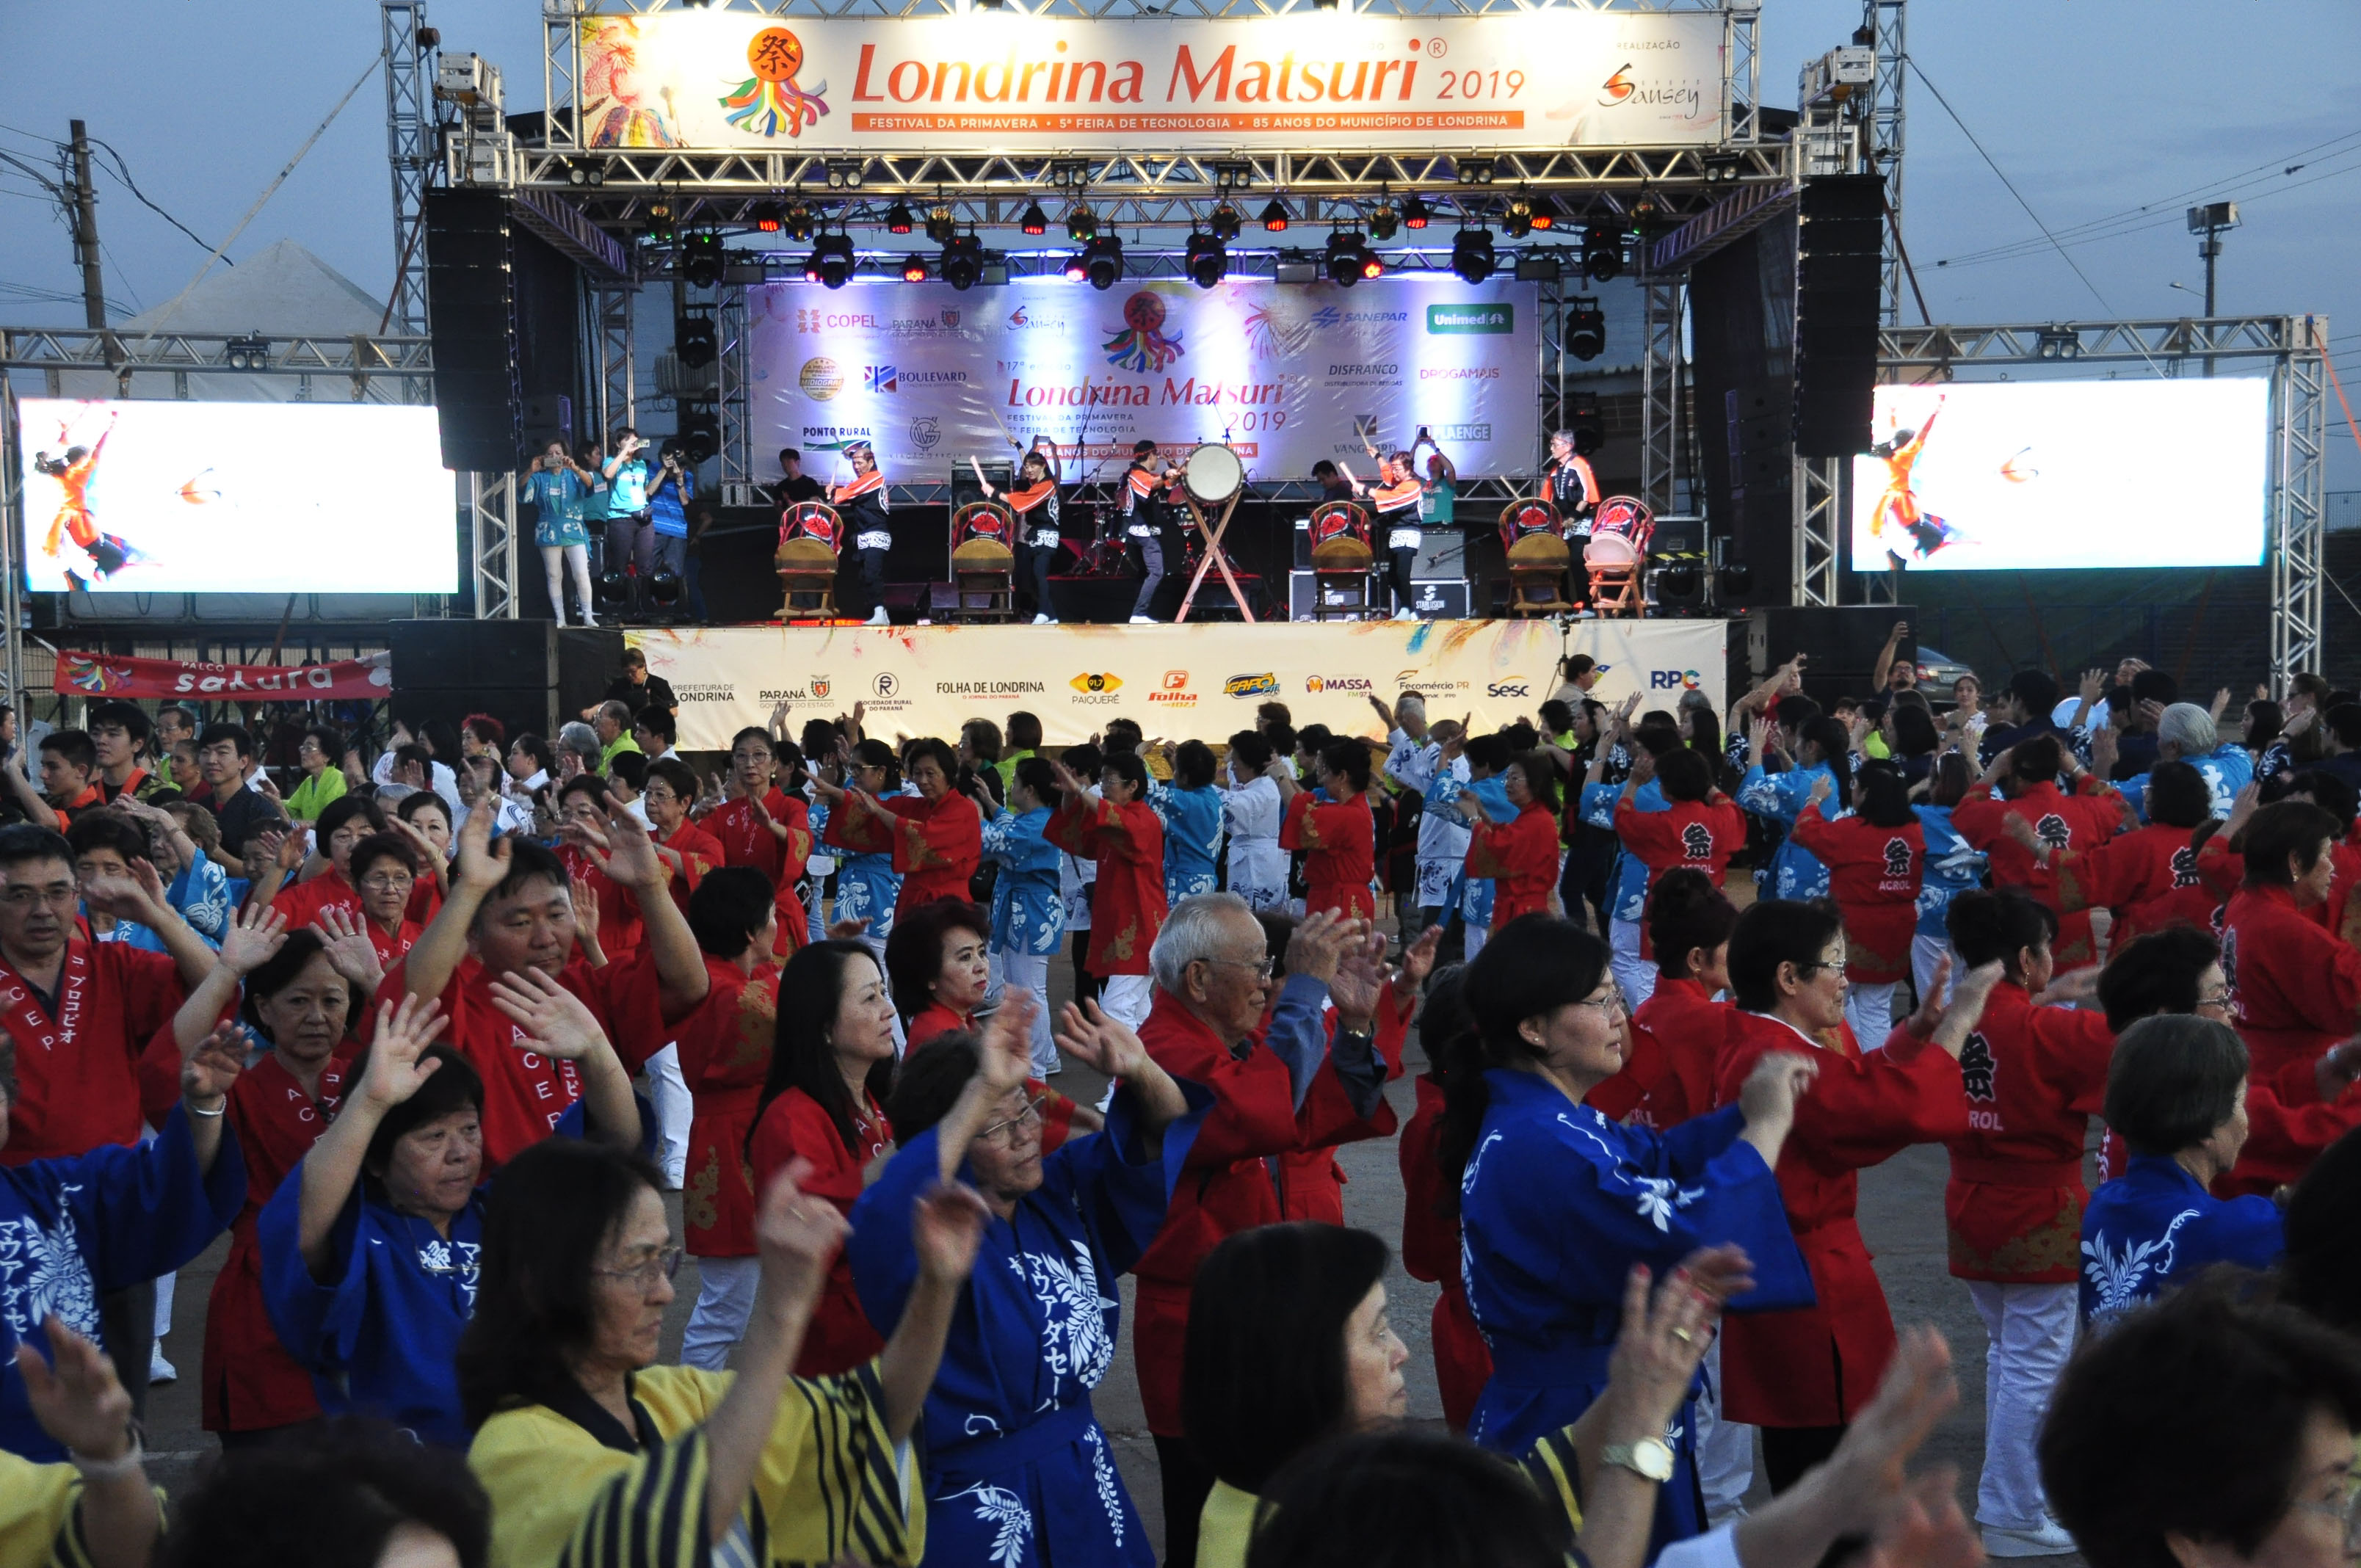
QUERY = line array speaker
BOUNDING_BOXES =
[1793,175,1884,460]
[425,189,523,473]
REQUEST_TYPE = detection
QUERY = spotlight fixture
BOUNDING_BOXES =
[677,401,720,464]
[902,255,929,283]
[1061,251,1089,283]
[675,313,717,369]
[1581,225,1622,282]
[1454,159,1495,186]
[1503,194,1534,239]
[1083,233,1124,291]
[222,334,269,371]
[565,160,603,188]
[784,201,816,242]
[1065,203,1098,243]
[1259,198,1289,233]
[1529,192,1559,231]
[1208,203,1243,242]
[1368,203,1399,242]
[1018,200,1048,236]
[1184,231,1227,288]
[1567,297,1606,361]
[924,203,957,244]
[885,201,915,236]
[824,161,865,189]
[804,231,856,290]
[942,233,985,291]
[682,231,725,289]
[1324,230,1377,287]
[1401,193,1431,230]
[2037,324,2082,360]
[645,200,675,243]
[1450,227,1495,283]
[750,200,783,233]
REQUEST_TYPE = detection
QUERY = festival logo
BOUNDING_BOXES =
[1241,304,1313,360]
[865,365,899,393]
[799,357,844,401]
[1105,292,1186,374]
[1225,672,1280,698]
[1008,306,1029,327]
[1070,672,1123,694]
[1598,63,1636,106]
[581,18,682,148]
[59,654,135,695]
[723,27,830,138]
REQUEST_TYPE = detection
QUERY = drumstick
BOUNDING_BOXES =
[968,454,990,496]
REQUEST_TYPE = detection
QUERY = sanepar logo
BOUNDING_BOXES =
[1427,304,1514,335]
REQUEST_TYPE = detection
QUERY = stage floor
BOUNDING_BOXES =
[609,617,1730,750]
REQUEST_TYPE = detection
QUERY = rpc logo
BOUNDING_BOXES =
[1648,669,1702,691]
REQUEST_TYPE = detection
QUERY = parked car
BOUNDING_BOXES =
[1908,645,1978,705]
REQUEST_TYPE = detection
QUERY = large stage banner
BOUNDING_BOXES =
[576,11,1727,154]
[750,276,1540,482]
[52,649,393,701]
[631,620,1727,752]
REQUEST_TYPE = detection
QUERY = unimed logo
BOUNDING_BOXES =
[1426,304,1514,335]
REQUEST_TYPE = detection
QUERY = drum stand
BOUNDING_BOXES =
[1174,490,1256,623]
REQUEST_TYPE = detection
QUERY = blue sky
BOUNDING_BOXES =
[4,0,2355,484]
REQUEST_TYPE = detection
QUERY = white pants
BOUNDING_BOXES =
[1912,933,1954,1008]
[681,1255,763,1371]
[1846,981,1899,1048]
[153,1271,175,1340]
[541,543,595,625]
[1608,918,1659,1013]
[646,1044,692,1188]
[1966,1280,2078,1532]
[999,950,1058,1075]
[1694,1332,1754,1525]
[1463,923,1490,960]
[1100,973,1153,1032]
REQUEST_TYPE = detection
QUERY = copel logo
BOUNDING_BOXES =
[1649,669,1702,690]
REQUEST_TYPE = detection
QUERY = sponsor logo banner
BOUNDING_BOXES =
[630,620,1725,750]
[57,650,393,701]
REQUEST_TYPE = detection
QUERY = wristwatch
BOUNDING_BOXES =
[1600,1438,1676,1483]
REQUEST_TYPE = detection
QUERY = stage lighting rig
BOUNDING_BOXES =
[1401,193,1431,230]
[804,231,856,290]
[1368,203,1399,242]
[942,233,985,291]
[1581,225,1622,281]
[645,200,675,244]
[1062,251,1089,282]
[785,201,816,242]
[678,401,720,464]
[1083,234,1125,291]
[1066,203,1098,243]
[924,203,957,244]
[1018,200,1048,236]
[885,201,914,236]
[750,200,783,233]
[1185,231,1227,288]
[1529,193,1559,231]
[1503,194,1534,239]
[565,160,603,189]
[1454,159,1495,186]
[902,255,929,283]
[1259,198,1290,233]
[1324,231,1379,286]
[1567,297,1606,361]
[222,335,269,371]
[683,231,725,289]
[1450,227,1495,283]
[2037,325,2082,360]
[1208,203,1243,242]
[674,312,717,369]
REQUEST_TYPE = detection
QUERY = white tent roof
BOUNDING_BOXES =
[121,238,388,337]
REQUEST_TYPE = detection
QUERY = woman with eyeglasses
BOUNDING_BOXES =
[1437,912,1817,1553]
[242,795,387,932]
[847,990,1205,1568]
[464,1122,980,1568]
[1712,898,1998,1498]
[336,832,425,975]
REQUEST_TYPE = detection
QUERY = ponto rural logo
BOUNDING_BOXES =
[1070,672,1123,694]
[1225,672,1280,698]
[799,357,844,401]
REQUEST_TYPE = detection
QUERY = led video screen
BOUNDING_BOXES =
[16,399,458,593]
[1849,378,2269,571]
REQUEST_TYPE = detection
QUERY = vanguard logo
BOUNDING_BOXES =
[1648,669,1702,690]
[1225,672,1279,697]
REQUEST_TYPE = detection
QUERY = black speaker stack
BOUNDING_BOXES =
[389,620,573,747]
[424,189,524,473]
[1791,175,1885,460]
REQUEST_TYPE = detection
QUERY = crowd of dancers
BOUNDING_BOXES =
[4,640,2361,1568]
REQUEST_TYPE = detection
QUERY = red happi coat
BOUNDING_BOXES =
[364,916,423,973]
[2051,820,2223,944]
[1611,793,1747,963]
[705,790,812,957]
[1131,983,1391,1435]
[1952,777,2125,968]
[831,791,983,915]
[2220,882,2361,1188]
[1713,1008,1968,1428]
[1045,794,1167,976]
[368,951,669,1169]
[748,1086,893,1377]
[0,939,186,1165]
[1277,986,1411,1224]
[1399,1072,1491,1433]
[1463,801,1561,928]
[904,1002,1081,1152]
[203,1047,352,1432]
[559,843,645,959]
[654,819,725,907]
[675,955,777,1259]
[266,868,363,930]
[1788,806,1926,985]
[1940,981,2114,1285]
[1614,977,1730,1130]
[1281,791,1379,921]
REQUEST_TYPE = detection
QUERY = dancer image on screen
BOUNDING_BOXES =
[1866,396,1956,561]
[1122,440,1175,625]
[831,441,893,626]
[967,440,1062,625]
[32,413,139,585]
[523,439,598,628]
[1543,429,1600,540]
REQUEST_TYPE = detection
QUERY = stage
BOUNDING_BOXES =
[620,618,1729,751]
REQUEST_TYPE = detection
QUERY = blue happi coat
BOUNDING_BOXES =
[0,1106,244,1460]
[2078,1154,2282,1327]
[1148,783,1224,905]
[849,1086,1211,1568]
[2115,742,2257,825]
[982,806,1066,957]
[1912,803,1987,940]
[1578,777,1669,925]
[1427,772,1514,927]
[1459,1070,1810,1553]
[1737,761,1838,899]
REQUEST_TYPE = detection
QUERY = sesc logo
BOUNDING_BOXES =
[1647,669,1702,691]
[1225,672,1279,698]
[1486,680,1531,698]
[1070,672,1123,694]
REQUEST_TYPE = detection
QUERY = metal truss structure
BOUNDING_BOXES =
[1861,0,1905,327]
[0,327,435,398]
[470,472,522,620]
[1879,314,2330,687]
[382,1,438,336]
[1639,277,1686,515]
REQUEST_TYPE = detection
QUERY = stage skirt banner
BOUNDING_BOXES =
[53,649,393,701]
[752,276,1541,483]
[630,620,1726,752]
[574,11,1726,154]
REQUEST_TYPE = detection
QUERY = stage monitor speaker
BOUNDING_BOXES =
[424,189,523,474]
[1793,175,1885,460]
[391,620,559,741]
[1745,604,1916,706]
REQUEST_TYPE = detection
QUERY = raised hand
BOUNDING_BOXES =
[1628,747,1659,787]
[1053,998,1149,1079]
[310,905,385,994]
[1675,1241,1758,1306]
[487,968,611,1061]
[16,1318,135,1462]
[568,873,603,940]
[1928,961,2007,1059]
[1904,955,1953,1026]
[181,1022,249,1105]
[1327,924,1390,1028]
[753,1157,851,1304]
[1748,715,1774,762]
[1806,772,1834,809]
[976,990,1039,1095]
[2030,964,2101,1009]
[218,903,290,975]
[355,993,450,1111]
[1047,754,1089,799]
[1282,908,1354,984]
[1738,1050,1818,1136]
[1394,923,1443,998]
[1599,1260,1720,1440]
[2078,667,2108,706]
[451,804,510,895]
[826,915,871,940]
[910,1182,990,1286]
[595,803,668,890]
[2089,726,2119,777]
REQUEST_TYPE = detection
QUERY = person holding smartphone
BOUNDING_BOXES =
[648,441,695,620]
[601,428,654,618]
[523,440,596,627]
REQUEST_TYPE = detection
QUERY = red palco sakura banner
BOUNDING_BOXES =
[54,650,394,701]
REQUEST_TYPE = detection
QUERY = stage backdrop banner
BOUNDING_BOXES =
[576,11,1727,154]
[52,649,393,701]
[631,620,1726,752]
[752,276,1540,482]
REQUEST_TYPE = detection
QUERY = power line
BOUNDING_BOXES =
[1935,150,2361,270]
[88,136,229,263]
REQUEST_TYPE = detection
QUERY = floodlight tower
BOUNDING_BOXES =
[2189,200,2240,376]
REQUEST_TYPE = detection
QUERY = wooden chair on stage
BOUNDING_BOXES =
[949,501,1018,623]
[1308,501,1375,621]
[1583,496,1657,618]
[775,502,843,618]
[1498,499,1576,617]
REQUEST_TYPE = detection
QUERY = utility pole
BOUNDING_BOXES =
[67,121,106,330]
[2188,200,2238,378]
